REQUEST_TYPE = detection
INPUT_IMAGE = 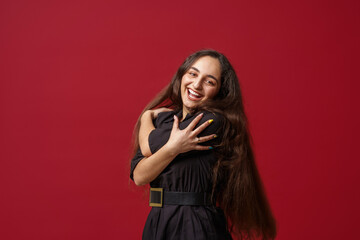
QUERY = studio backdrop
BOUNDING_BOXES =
[0,0,359,239]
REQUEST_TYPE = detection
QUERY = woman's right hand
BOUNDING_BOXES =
[165,113,217,156]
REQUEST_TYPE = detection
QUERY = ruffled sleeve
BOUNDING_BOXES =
[148,111,176,154]
[129,148,144,181]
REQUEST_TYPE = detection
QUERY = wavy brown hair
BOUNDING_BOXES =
[131,49,276,239]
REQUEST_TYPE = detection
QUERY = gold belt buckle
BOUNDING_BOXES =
[149,188,163,207]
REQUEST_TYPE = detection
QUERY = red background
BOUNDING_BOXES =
[1,0,359,239]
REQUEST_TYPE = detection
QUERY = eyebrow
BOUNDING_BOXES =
[190,67,219,82]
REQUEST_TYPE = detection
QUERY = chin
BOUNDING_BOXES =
[184,103,199,112]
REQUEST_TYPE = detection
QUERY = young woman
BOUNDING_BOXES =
[130,49,276,240]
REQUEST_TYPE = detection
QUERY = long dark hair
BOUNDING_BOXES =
[131,49,276,239]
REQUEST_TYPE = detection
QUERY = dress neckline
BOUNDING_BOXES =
[176,110,198,122]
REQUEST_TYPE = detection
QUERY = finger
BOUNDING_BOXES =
[194,145,214,151]
[196,134,217,143]
[154,108,173,118]
[186,113,204,130]
[159,107,173,112]
[172,115,179,131]
[192,118,214,136]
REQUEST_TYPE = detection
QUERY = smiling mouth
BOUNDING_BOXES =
[187,88,202,101]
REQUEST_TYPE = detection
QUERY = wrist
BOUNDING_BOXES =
[163,143,179,158]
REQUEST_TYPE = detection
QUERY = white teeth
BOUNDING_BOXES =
[188,89,201,97]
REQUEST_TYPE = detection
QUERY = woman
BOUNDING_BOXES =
[130,49,276,240]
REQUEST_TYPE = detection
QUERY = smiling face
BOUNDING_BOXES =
[180,56,221,117]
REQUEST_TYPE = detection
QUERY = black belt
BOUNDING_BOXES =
[149,188,212,207]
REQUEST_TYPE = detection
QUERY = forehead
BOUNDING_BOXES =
[190,56,221,78]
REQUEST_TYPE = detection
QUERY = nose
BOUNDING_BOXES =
[192,77,202,90]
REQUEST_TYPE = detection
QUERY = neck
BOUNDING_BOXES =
[181,107,190,121]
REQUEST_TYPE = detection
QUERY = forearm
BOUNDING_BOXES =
[132,143,177,186]
[139,111,155,157]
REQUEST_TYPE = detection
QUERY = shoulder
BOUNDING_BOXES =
[157,110,177,119]
[154,110,177,127]
[196,110,225,136]
[199,111,224,127]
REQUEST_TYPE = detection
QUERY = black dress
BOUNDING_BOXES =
[130,110,232,240]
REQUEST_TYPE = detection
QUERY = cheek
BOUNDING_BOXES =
[180,77,187,89]
[205,87,220,99]
[180,78,188,96]
[181,76,191,87]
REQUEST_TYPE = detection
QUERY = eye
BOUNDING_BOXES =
[206,79,216,86]
[189,72,197,77]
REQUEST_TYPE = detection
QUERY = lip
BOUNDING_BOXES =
[187,88,203,101]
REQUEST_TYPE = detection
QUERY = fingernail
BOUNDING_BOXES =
[208,119,214,124]
[213,134,217,138]
[209,146,213,150]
